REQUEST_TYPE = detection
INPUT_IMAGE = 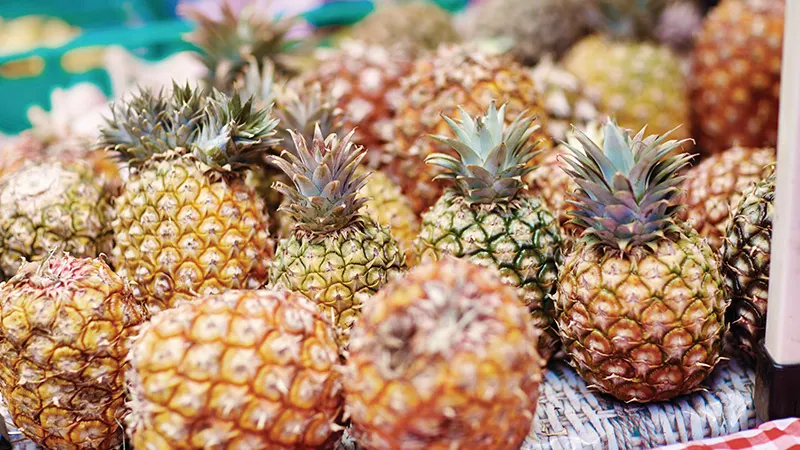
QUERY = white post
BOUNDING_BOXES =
[765,0,800,366]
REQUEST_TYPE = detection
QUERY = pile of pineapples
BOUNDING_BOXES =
[0,0,785,448]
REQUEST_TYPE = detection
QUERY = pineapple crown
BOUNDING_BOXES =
[562,118,693,252]
[275,82,344,155]
[98,82,280,171]
[234,57,280,110]
[427,102,541,204]
[181,0,300,92]
[266,126,368,234]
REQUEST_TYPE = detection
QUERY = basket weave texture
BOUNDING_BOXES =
[2,360,755,450]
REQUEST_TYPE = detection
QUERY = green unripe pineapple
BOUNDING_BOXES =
[268,127,406,346]
[415,103,563,361]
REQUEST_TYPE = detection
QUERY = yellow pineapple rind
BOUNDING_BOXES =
[345,257,543,450]
[0,256,147,449]
[563,36,690,141]
[113,152,273,312]
[557,228,727,403]
[270,218,406,346]
[126,289,344,449]
[682,146,776,250]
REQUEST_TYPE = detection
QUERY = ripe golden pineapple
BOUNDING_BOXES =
[691,0,784,155]
[387,44,550,214]
[345,256,544,449]
[563,35,690,141]
[298,40,412,159]
[268,128,406,345]
[464,0,589,64]
[722,168,774,359]
[350,0,459,55]
[359,170,420,266]
[557,120,727,402]
[415,103,562,360]
[0,255,147,449]
[0,160,114,278]
[98,84,276,312]
[126,288,344,449]
[681,146,776,250]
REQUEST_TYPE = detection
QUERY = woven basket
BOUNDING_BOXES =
[337,359,756,450]
[1,359,755,449]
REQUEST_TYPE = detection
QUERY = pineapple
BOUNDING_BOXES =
[126,288,344,449]
[690,0,784,155]
[0,160,114,279]
[267,83,420,261]
[359,170,420,266]
[298,40,412,159]
[722,168,774,359]
[350,0,459,55]
[463,0,589,64]
[0,255,147,449]
[387,44,550,215]
[181,0,301,91]
[563,35,690,141]
[681,146,776,251]
[415,103,562,360]
[268,127,406,345]
[557,120,727,402]
[345,256,544,449]
[98,84,276,312]
[530,56,602,144]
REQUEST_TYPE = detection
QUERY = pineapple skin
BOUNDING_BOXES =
[270,219,406,346]
[359,170,420,266]
[299,41,411,160]
[345,257,543,450]
[722,173,773,359]
[113,152,273,313]
[387,45,550,215]
[681,146,775,250]
[0,161,114,278]
[557,228,727,402]
[563,36,690,141]
[126,289,344,449]
[0,255,147,449]
[690,0,784,155]
[416,190,562,360]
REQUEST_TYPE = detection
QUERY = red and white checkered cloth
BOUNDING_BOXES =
[659,418,800,450]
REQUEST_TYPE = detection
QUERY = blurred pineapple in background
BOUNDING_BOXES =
[298,40,412,160]
[461,0,589,65]
[350,0,460,55]
[563,0,693,142]
[386,43,551,215]
[691,0,784,156]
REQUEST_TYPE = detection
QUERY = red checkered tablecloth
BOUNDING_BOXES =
[659,418,800,450]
